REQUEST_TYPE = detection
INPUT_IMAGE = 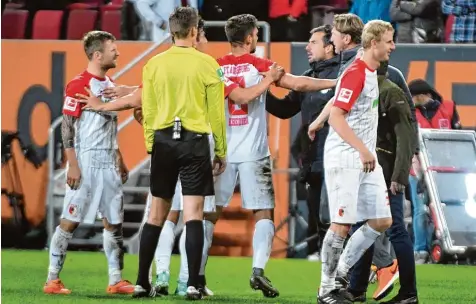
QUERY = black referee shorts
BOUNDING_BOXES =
[150,127,214,200]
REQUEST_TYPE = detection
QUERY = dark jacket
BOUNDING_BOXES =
[339,46,420,154]
[377,77,415,187]
[266,55,341,173]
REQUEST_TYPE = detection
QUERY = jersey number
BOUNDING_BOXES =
[228,76,248,116]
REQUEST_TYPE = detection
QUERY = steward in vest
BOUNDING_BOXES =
[408,79,462,130]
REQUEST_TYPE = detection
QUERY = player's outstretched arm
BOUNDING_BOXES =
[76,87,142,112]
[276,73,336,92]
[62,115,81,190]
[228,63,284,105]
[308,97,334,140]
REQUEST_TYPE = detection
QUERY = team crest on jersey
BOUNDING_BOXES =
[337,88,353,103]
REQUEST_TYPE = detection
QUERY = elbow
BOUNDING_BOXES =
[293,81,307,92]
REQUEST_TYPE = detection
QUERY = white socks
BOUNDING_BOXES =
[178,220,216,282]
[47,226,73,281]
[199,220,215,275]
[336,223,380,277]
[103,228,124,286]
[319,230,345,296]
[252,219,275,270]
[154,220,176,275]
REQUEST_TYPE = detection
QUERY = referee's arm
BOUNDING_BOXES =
[141,63,155,153]
[204,62,226,159]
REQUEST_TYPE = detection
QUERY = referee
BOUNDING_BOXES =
[133,7,227,300]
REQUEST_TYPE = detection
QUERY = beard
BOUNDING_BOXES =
[101,62,116,71]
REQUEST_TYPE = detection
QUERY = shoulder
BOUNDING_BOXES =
[65,72,90,96]
[194,50,220,68]
[387,65,405,81]
[341,60,367,79]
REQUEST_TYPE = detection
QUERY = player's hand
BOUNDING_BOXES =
[67,165,82,190]
[103,86,131,99]
[360,149,376,173]
[260,63,285,82]
[308,119,324,140]
[76,87,103,110]
[119,164,129,184]
[212,156,227,176]
[390,181,405,195]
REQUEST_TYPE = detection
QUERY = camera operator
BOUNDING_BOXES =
[266,25,340,261]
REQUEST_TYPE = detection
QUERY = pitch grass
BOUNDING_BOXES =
[1,250,475,304]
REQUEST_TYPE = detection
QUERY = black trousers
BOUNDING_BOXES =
[150,127,214,199]
[306,171,328,255]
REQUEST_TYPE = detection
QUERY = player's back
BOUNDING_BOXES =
[217,53,273,163]
[324,59,379,169]
[63,71,118,161]
[143,46,219,133]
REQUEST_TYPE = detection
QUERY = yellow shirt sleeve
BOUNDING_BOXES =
[141,62,155,153]
[202,58,226,158]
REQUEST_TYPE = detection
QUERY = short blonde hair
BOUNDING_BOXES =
[333,13,364,44]
[361,20,394,49]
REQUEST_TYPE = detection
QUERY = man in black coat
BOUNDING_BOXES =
[266,24,340,261]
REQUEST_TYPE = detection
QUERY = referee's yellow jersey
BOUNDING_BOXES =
[141,46,227,158]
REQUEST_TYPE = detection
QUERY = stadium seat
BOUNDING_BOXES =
[101,10,121,39]
[32,10,64,39]
[5,2,25,10]
[67,3,99,10]
[99,2,123,13]
[1,10,28,39]
[67,9,98,40]
[111,0,124,4]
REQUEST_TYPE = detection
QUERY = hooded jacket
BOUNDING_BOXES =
[266,55,341,173]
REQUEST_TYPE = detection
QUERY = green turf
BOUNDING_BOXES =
[1,250,475,303]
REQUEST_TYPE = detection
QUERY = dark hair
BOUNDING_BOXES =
[225,14,258,46]
[310,24,336,55]
[197,17,205,42]
[82,31,116,60]
[169,7,199,39]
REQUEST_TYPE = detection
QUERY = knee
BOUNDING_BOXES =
[330,223,351,237]
[148,196,171,226]
[253,208,274,222]
[167,210,180,224]
[59,219,79,233]
[102,218,121,232]
[372,218,392,233]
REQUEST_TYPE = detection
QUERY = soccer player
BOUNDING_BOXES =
[209,14,337,298]
[308,20,396,304]
[43,31,134,295]
[76,18,284,298]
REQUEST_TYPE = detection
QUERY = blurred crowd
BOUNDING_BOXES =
[2,0,476,43]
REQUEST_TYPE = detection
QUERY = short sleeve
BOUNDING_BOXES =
[254,57,275,73]
[62,79,88,118]
[333,66,365,112]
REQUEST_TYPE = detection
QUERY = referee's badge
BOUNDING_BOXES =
[216,68,225,82]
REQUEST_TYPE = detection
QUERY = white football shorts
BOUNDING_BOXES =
[214,156,275,210]
[61,153,123,225]
[324,166,391,224]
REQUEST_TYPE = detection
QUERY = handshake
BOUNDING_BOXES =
[259,63,286,83]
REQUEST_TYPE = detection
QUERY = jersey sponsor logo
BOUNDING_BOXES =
[63,96,78,111]
[372,98,379,108]
[337,88,353,103]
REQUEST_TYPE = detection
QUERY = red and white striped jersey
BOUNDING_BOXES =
[62,71,118,167]
[324,59,380,169]
[217,54,274,163]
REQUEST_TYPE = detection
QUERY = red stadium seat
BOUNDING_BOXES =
[1,9,28,39]
[32,10,64,39]
[101,10,121,39]
[5,2,25,10]
[67,9,98,40]
[67,3,99,10]
[100,3,123,13]
[111,0,124,4]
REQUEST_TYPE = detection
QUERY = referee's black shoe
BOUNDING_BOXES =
[318,289,352,304]
[380,294,419,304]
[250,267,279,298]
[132,285,159,298]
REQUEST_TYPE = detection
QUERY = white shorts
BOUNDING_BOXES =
[61,165,123,225]
[142,181,216,221]
[215,156,275,210]
[325,167,391,224]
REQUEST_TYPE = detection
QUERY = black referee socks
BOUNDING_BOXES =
[185,220,204,288]
[136,223,162,288]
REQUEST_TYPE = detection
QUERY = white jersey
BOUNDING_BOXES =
[62,71,118,168]
[216,54,274,163]
[324,59,380,169]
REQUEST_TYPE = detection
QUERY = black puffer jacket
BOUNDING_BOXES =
[266,55,341,173]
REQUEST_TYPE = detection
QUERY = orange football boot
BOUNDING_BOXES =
[43,279,71,294]
[373,259,399,301]
[106,279,135,294]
